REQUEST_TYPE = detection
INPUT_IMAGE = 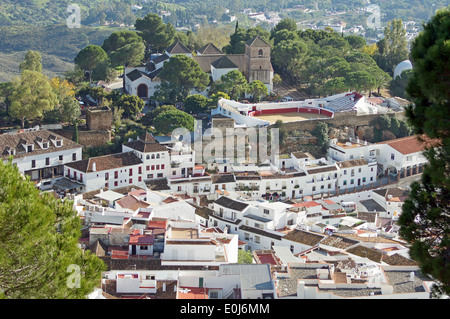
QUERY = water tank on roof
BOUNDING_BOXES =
[393,60,413,79]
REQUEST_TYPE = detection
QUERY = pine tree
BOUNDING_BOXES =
[397,7,450,297]
[0,160,106,298]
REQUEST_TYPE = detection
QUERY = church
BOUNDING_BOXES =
[123,35,274,101]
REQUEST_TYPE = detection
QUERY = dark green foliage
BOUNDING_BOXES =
[312,121,329,151]
[397,7,450,297]
[153,109,195,135]
[389,69,413,98]
[223,26,270,54]
[183,94,209,114]
[0,160,106,298]
[369,114,412,142]
[74,45,108,82]
[154,55,209,103]
[115,94,145,119]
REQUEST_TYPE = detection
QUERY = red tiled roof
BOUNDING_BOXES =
[256,253,278,265]
[148,220,167,229]
[376,135,438,155]
[129,230,154,245]
[292,201,321,208]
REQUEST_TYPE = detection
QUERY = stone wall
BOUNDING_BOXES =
[85,107,112,131]
[51,128,111,148]
[274,111,405,133]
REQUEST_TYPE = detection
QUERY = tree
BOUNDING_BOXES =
[109,42,145,69]
[91,59,119,83]
[9,70,58,128]
[153,109,195,135]
[237,249,253,264]
[345,35,366,50]
[272,40,308,72]
[274,119,287,147]
[183,94,209,114]
[116,94,145,119]
[217,70,248,100]
[272,18,297,35]
[19,50,42,73]
[376,19,409,74]
[272,74,282,95]
[135,13,175,54]
[312,122,329,151]
[74,45,108,83]
[398,7,450,297]
[48,77,80,125]
[155,55,209,103]
[209,92,230,108]
[101,30,143,54]
[389,68,413,98]
[0,160,106,298]
[247,80,268,102]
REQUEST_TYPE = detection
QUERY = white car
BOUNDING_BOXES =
[281,96,293,102]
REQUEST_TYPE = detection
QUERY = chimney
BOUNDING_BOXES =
[92,162,97,172]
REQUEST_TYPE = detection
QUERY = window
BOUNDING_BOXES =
[255,236,260,244]
[129,178,132,184]
[156,165,160,170]
[161,164,165,170]
[147,174,153,179]
[344,170,347,175]
[129,168,133,176]
[362,177,366,183]
[156,154,160,159]
[42,142,48,149]
[72,153,76,161]
[351,179,354,184]
[157,173,163,178]
[258,49,263,57]
[146,166,150,171]
[151,165,155,170]
[151,154,155,159]
[263,209,269,215]
[114,181,118,187]
[312,186,316,192]
[114,171,118,179]
[146,155,150,160]
[27,145,33,152]
[140,245,148,250]
[209,291,219,299]
[80,174,83,182]
[105,172,109,180]
[138,166,142,174]
[391,153,395,160]
[56,140,62,147]
[138,176,142,182]
[343,180,347,186]
[290,245,294,253]
[59,155,63,161]
[358,168,362,173]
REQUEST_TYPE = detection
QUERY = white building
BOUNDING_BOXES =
[64,152,144,192]
[0,129,82,190]
[336,158,377,189]
[122,132,171,180]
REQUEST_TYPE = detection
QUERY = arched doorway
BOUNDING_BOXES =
[137,84,148,98]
